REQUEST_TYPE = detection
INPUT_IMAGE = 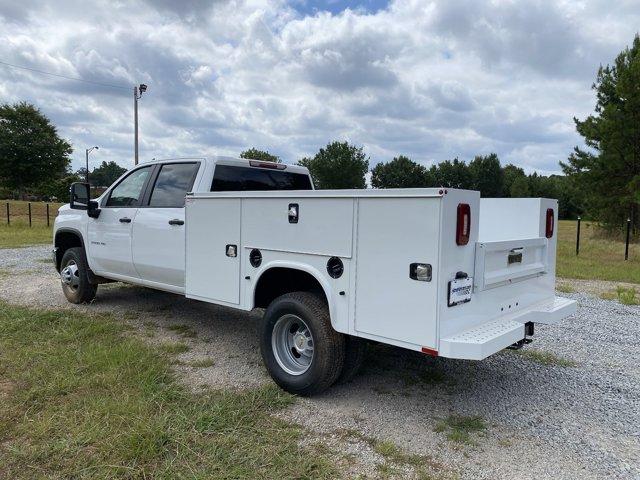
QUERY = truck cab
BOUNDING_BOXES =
[54,156,312,294]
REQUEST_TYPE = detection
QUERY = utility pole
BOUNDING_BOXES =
[85,146,99,184]
[134,83,147,165]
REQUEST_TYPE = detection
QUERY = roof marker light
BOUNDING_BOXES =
[249,160,287,170]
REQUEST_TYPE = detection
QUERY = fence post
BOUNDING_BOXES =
[28,202,32,227]
[46,203,50,227]
[5,202,9,225]
[576,216,581,256]
[625,218,631,261]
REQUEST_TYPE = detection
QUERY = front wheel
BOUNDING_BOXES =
[60,247,97,304]
[259,292,345,396]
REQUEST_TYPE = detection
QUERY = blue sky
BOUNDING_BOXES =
[0,0,638,176]
[292,0,389,15]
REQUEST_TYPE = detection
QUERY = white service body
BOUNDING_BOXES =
[54,156,576,362]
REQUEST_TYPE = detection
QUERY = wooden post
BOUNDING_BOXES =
[5,202,9,225]
[28,202,32,227]
[46,203,50,227]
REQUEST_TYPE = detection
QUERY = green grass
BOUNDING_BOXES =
[339,429,447,479]
[0,200,62,248]
[0,302,336,479]
[188,358,216,368]
[0,221,53,248]
[600,286,640,305]
[159,341,191,354]
[434,415,486,445]
[557,220,640,284]
[510,349,577,367]
[555,283,575,294]
[167,323,197,338]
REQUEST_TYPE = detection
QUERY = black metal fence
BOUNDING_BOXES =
[4,201,61,227]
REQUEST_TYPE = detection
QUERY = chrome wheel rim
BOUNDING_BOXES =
[61,260,80,291]
[271,314,314,376]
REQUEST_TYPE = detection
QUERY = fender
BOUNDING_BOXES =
[251,260,342,330]
[53,227,86,271]
[53,227,109,284]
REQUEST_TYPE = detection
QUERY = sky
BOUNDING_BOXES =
[0,0,638,176]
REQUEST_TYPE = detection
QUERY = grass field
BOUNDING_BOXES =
[557,220,640,284]
[0,200,62,248]
[0,302,336,479]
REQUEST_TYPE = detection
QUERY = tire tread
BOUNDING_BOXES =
[260,291,345,396]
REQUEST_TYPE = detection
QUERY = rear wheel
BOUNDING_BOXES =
[60,247,97,304]
[260,292,345,396]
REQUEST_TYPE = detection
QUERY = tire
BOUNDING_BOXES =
[259,292,345,396]
[60,247,97,304]
[337,336,367,384]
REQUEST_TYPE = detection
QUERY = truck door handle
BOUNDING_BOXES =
[168,219,184,226]
[119,217,131,223]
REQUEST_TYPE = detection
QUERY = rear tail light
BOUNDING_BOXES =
[456,203,471,246]
[545,208,554,238]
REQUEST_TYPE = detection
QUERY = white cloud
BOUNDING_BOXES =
[0,0,638,175]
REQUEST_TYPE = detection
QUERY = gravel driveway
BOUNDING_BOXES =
[1,245,638,479]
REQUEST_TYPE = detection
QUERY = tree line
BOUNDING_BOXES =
[241,144,582,219]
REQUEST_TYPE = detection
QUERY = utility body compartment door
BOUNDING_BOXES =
[353,198,440,349]
[474,237,548,291]
[185,198,241,305]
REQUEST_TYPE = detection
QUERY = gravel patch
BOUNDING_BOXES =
[1,246,638,479]
[557,277,640,298]
[0,245,53,274]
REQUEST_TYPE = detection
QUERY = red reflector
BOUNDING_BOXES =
[249,160,287,170]
[421,347,439,356]
[456,203,471,246]
[545,208,554,238]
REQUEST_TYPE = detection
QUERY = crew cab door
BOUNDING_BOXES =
[131,162,200,289]
[88,165,153,278]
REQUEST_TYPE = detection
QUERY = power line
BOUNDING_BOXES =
[0,59,131,90]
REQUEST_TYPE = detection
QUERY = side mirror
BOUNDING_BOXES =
[69,182,90,210]
[70,182,101,218]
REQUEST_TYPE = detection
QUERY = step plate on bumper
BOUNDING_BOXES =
[439,296,577,360]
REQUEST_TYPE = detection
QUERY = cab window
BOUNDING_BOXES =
[211,165,312,191]
[148,163,200,208]
[105,166,152,207]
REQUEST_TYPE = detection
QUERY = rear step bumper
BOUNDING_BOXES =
[439,296,577,360]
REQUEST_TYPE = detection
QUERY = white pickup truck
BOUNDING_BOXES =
[54,156,576,395]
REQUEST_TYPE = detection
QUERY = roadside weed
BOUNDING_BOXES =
[167,323,197,337]
[556,283,575,293]
[434,415,486,445]
[188,358,215,368]
[511,349,577,367]
[159,341,190,354]
[615,286,639,305]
